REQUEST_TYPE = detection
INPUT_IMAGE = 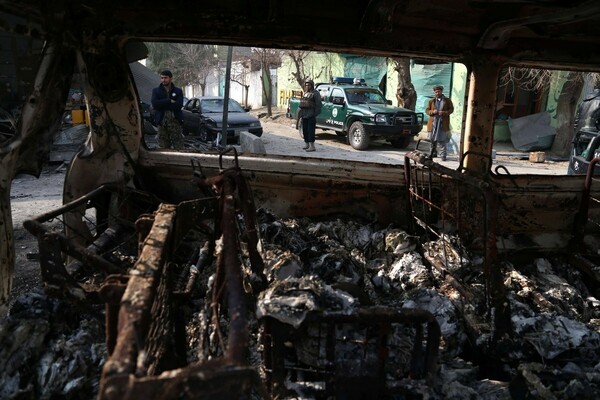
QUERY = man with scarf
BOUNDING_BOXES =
[426,85,454,161]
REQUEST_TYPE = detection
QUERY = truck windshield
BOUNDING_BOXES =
[345,89,386,105]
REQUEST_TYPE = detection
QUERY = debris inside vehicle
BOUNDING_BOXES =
[0,155,597,399]
[3,1,600,399]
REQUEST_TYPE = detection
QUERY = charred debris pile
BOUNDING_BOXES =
[4,167,600,399]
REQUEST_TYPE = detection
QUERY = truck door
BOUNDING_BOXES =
[327,88,346,131]
[317,86,332,129]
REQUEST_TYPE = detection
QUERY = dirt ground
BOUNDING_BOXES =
[10,165,65,301]
[8,112,568,301]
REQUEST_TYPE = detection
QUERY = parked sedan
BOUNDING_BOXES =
[181,97,263,143]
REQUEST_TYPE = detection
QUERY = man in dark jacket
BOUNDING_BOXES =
[151,70,184,149]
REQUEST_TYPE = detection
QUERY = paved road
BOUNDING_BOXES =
[257,115,569,175]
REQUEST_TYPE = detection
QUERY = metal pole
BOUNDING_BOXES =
[220,46,233,147]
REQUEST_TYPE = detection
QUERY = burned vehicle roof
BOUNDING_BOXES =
[1,0,600,70]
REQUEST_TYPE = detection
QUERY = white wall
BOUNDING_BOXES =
[182,64,264,110]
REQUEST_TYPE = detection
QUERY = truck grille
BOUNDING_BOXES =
[394,114,414,125]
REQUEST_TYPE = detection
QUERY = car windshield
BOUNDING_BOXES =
[345,89,386,105]
[201,98,246,113]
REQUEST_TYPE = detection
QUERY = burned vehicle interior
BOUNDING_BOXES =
[3,0,600,399]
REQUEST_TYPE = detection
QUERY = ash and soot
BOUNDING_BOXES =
[4,172,600,399]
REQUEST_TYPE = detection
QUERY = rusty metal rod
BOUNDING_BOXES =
[221,174,249,364]
[27,184,111,223]
[24,221,122,274]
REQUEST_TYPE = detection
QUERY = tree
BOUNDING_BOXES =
[391,58,416,110]
[251,48,283,117]
[229,60,251,107]
[286,50,327,90]
[229,48,258,108]
[145,42,218,96]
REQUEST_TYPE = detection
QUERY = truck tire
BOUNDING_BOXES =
[348,121,369,150]
[390,137,411,149]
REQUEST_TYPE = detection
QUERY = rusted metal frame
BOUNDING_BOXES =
[24,183,161,293]
[101,204,177,382]
[262,307,441,397]
[196,164,266,362]
[316,307,440,384]
[100,361,267,400]
[569,158,600,303]
[142,259,182,376]
[405,150,492,261]
[404,155,416,233]
[192,167,248,362]
[218,146,240,171]
[260,318,287,396]
[23,185,126,294]
[98,275,130,355]
[427,256,474,300]
[220,172,249,364]
[405,155,448,235]
[37,231,87,298]
[569,252,600,285]
[198,174,228,357]
[462,57,501,175]
[25,218,122,276]
[65,224,139,280]
[404,151,512,339]
[405,152,462,241]
[23,184,125,277]
[100,195,266,398]
[25,184,110,226]
[573,158,600,247]
[172,241,208,297]
[172,197,217,246]
[233,169,267,289]
[481,182,513,341]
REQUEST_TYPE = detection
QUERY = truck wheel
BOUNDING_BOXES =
[348,121,369,150]
[390,137,412,149]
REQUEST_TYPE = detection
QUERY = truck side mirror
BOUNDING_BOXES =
[332,97,345,105]
[386,100,392,105]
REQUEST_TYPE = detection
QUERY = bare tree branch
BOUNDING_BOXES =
[251,48,283,117]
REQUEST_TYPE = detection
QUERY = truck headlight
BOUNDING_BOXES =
[249,122,261,127]
[375,114,387,124]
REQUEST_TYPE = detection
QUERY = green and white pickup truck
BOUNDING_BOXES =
[287,79,424,150]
